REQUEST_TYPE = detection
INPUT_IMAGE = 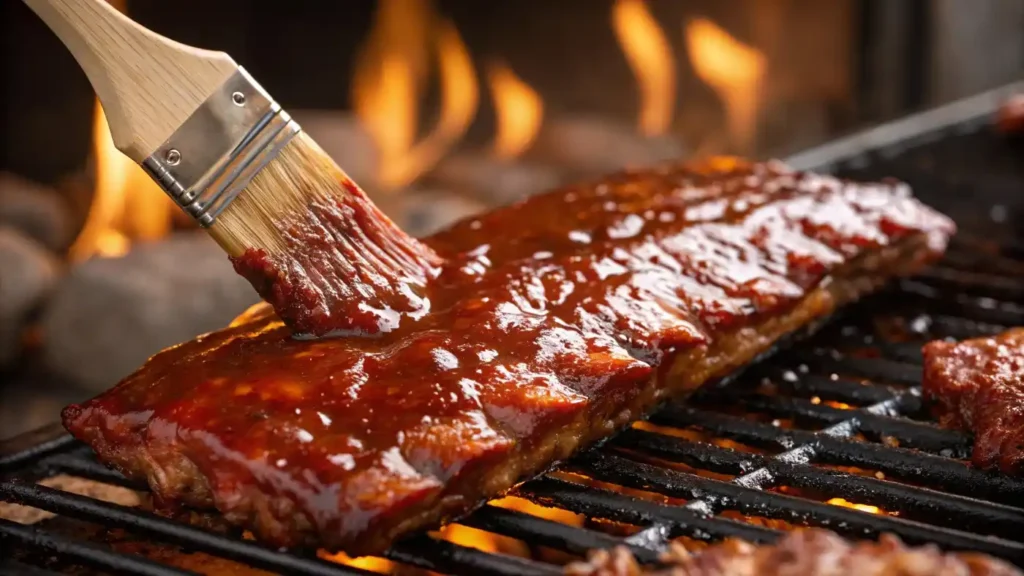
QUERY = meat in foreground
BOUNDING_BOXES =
[62,159,955,555]
[922,328,1024,475]
[564,529,1023,576]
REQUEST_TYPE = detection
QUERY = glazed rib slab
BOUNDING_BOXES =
[62,159,955,555]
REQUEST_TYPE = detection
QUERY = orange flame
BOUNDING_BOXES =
[321,496,584,572]
[684,18,766,153]
[319,551,394,574]
[487,62,544,159]
[352,0,478,190]
[490,496,584,527]
[435,496,586,564]
[70,1,173,261]
[438,523,529,558]
[827,497,882,515]
[612,0,676,136]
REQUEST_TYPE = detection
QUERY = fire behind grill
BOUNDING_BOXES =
[2,82,1023,575]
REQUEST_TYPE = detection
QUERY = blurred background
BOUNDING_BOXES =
[1,0,1022,438]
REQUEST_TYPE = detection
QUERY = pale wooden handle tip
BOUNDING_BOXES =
[24,0,238,161]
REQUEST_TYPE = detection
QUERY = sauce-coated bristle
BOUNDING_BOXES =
[209,130,441,337]
[209,132,352,257]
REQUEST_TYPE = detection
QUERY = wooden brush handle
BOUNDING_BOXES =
[24,0,238,162]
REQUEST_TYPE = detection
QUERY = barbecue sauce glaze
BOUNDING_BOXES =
[63,159,954,548]
[230,177,441,338]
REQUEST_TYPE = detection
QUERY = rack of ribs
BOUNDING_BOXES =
[923,328,1024,475]
[62,158,955,555]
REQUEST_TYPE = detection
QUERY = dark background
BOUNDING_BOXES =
[3,0,1023,185]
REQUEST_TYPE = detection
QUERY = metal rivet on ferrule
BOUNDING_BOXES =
[165,149,181,165]
[232,92,246,106]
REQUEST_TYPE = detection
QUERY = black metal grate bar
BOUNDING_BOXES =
[0,559,71,576]
[728,392,969,456]
[0,428,75,473]
[43,454,147,489]
[614,429,1024,541]
[459,505,661,564]
[898,282,1024,326]
[519,477,781,545]
[0,482,373,576]
[788,353,924,386]
[571,452,1024,562]
[0,518,197,576]
[914,267,1024,301]
[752,371,902,405]
[386,536,561,576]
[650,405,1024,506]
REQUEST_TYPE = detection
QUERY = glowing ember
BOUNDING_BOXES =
[491,495,584,527]
[611,0,676,136]
[319,550,394,574]
[684,18,766,153]
[437,523,529,558]
[719,510,797,531]
[487,62,544,159]
[633,421,764,454]
[430,496,584,562]
[827,497,882,514]
[352,0,478,189]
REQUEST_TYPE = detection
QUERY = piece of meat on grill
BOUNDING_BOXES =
[996,94,1024,135]
[61,158,955,555]
[564,529,1023,576]
[922,328,1024,475]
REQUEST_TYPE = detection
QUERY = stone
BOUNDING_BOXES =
[42,232,261,391]
[529,117,685,179]
[0,227,60,366]
[376,190,489,238]
[0,172,74,251]
[428,153,564,207]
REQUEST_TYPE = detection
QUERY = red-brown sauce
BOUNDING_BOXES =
[64,159,954,546]
[922,328,1024,475]
[996,94,1024,136]
[230,178,441,337]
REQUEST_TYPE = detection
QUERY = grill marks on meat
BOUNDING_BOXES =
[564,529,1023,576]
[922,328,1024,475]
[61,159,955,554]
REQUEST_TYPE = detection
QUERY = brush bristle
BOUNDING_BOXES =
[209,132,351,257]
[209,131,441,337]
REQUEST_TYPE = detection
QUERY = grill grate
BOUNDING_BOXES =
[3,82,1024,575]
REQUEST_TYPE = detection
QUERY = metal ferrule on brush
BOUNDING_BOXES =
[142,67,301,227]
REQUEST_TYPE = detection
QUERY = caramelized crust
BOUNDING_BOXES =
[922,328,1024,475]
[62,159,954,555]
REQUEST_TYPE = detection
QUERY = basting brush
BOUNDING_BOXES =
[25,0,441,337]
